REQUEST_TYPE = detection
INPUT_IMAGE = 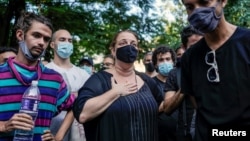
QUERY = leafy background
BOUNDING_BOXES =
[0,0,249,70]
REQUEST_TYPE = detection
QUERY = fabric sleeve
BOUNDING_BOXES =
[180,50,193,96]
[56,79,75,113]
[164,68,178,92]
[73,72,111,122]
[136,72,163,106]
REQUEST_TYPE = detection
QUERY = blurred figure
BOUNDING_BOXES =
[79,56,95,75]
[175,45,185,59]
[0,47,17,64]
[101,54,115,70]
[180,26,203,50]
[143,51,157,77]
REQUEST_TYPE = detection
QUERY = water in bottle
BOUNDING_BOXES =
[13,80,41,141]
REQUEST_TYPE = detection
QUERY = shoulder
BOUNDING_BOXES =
[136,71,157,85]
[45,62,54,68]
[72,65,90,77]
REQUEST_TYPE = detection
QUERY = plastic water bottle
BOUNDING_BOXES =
[13,80,41,141]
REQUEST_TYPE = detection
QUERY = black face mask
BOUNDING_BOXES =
[145,62,155,72]
[116,45,138,63]
[176,57,181,67]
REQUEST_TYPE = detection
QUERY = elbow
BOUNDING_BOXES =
[79,113,89,123]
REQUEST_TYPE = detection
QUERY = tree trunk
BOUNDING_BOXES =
[0,0,25,49]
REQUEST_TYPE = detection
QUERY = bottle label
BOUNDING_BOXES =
[21,98,39,112]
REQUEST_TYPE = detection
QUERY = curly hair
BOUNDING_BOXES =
[152,45,176,67]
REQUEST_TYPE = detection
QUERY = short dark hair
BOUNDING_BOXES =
[0,47,18,54]
[14,11,53,34]
[181,25,203,48]
[152,45,176,67]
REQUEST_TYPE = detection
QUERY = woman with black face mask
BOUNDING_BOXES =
[73,30,164,141]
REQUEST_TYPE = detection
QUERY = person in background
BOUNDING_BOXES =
[79,56,95,75]
[101,54,115,70]
[73,29,163,141]
[0,47,17,64]
[175,46,185,59]
[180,26,203,50]
[152,45,177,141]
[180,0,250,140]
[164,25,203,141]
[143,51,157,77]
[46,29,90,141]
[0,11,73,141]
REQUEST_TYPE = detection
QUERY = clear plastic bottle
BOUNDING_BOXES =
[13,80,41,141]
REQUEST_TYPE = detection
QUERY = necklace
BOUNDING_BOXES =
[113,67,138,91]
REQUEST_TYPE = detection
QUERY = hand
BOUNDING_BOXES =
[41,130,55,141]
[1,113,34,132]
[111,77,138,96]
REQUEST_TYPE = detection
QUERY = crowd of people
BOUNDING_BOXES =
[0,0,250,141]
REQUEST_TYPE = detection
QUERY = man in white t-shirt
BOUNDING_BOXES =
[46,29,90,141]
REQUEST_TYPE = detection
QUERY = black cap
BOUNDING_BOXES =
[79,56,93,66]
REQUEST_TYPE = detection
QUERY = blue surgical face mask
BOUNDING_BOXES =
[188,2,223,33]
[158,62,173,76]
[81,65,92,75]
[116,45,138,63]
[19,40,45,61]
[56,42,73,59]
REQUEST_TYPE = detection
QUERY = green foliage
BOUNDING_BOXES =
[0,0,249,65]
[225,0,250,28]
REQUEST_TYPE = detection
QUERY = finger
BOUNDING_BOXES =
[42,132,54,141]
[6,114,34,131]
[16,113,33,120]
[111,77,116,86]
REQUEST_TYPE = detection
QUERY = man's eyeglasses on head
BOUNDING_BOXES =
[205,50,220,83]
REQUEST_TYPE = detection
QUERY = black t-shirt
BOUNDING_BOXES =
[181,27,250,141]
[165,68,194,134]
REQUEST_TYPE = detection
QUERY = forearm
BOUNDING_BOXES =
[164,90,184,114]
[55,110,74,141]
[79,88,119,123]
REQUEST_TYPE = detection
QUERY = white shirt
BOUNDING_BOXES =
[46,61,90,93]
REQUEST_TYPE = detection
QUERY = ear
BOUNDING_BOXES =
[111,47,115,57]
[221,0,227,8]
[50,41,55,49]
[16,29,24,41]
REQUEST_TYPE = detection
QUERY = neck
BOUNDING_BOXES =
[114,65,134,77]
[53,55,72,68]
[156,74,167,83]
[205,21,237,50]
[15,52,38,67]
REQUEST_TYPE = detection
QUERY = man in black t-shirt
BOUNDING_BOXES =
[152,45,176,141]
[164,26,203,141]
[180,0,250,141]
